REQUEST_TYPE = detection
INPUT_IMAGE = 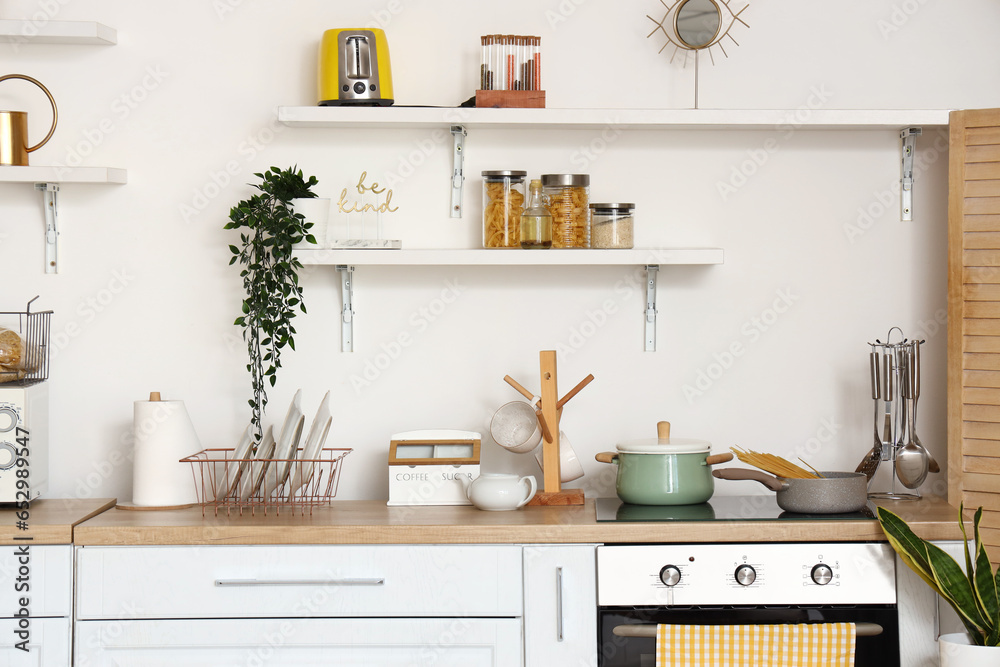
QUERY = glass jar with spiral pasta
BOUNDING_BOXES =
[541,174,590,248]
[482,170,526,248]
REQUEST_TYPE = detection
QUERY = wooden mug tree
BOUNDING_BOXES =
[504,350,592,506]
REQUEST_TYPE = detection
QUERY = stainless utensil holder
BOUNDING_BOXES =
[867,328,924,500]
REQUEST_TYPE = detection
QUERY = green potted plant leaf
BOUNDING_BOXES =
[225,166,319,442]
[877,503,999,664]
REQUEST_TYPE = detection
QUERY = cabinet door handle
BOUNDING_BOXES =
[214,578,385,587]
[555,566,564,642]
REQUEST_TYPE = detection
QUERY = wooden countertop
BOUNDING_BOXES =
[0,498,116,545]
[72,495,967,546]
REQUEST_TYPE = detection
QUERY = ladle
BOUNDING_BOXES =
[895,347,928,489]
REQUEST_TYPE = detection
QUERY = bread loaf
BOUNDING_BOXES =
[0,329,23,369]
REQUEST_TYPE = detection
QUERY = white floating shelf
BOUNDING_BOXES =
[0,20,116,45]
[0,166,126,184]
[301,248,723,353]
[2,166,126,274]
[296,247,724,266]
[278,106,951,131]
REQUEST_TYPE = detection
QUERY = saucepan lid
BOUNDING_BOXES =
[615,437,712,455]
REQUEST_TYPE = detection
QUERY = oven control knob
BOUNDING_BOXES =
[734,564,756,586]
[811,564,833,585]
[659,565,681,587]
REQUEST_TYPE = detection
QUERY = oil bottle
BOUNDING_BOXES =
[519,179,552,249]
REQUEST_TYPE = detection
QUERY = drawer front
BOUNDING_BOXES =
[76,618,522,667]
[0,545,71,618]
[0,617,70,666]
[76,544,522,619]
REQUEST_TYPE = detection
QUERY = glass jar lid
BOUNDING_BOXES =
[590,203,635,212]
[482,170,527,181]
[541,173,590,187]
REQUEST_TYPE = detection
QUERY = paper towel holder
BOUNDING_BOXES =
[116,389,199,512]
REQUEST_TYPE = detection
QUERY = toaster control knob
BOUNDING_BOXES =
[735,564,756,586]
[811,564,833,585]
[659,565,681,587]
[353,82,367,95]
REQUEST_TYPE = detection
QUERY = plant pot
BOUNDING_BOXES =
[940,633,999,666]
[291,198,331,248]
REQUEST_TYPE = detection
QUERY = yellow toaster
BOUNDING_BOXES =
[318,28,394,106]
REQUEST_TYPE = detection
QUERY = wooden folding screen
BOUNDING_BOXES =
[948,108,1000,563]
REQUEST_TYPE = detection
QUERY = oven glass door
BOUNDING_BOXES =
[599,605,899,667]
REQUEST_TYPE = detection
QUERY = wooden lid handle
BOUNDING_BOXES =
[657,421,670,439]
[149,392,161,401]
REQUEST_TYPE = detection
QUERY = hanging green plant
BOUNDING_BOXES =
[225,166,318,441]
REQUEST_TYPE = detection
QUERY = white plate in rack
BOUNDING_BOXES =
[264,390,304,498]
[289,391,333,495]
[239,425,275,501]
[223,424,254,500]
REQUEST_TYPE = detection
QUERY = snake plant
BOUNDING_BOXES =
[878,503,999,646]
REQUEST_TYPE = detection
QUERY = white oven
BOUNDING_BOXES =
[597,542,899,667]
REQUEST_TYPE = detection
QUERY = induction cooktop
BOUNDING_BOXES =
[595,495,877,522]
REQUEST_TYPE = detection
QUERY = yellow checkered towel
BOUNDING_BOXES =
[655,623,856,667]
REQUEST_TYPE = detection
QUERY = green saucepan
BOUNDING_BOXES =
[595,421,733,506]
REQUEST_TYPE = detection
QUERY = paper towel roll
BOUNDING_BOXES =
[132,397,201,506]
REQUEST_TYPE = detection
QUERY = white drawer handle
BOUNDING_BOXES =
[215,578,385,587]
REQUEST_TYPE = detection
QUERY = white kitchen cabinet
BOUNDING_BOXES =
[0,546,72,667]
[75,618,522,666]
[522,544,597,666]
[75,544,525,666]
[0,617,70,666]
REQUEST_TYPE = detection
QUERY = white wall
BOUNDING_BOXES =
[2,0,998,503]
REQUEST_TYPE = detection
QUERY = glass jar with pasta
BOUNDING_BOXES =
[541,174,590,248]
[482,170,527,248]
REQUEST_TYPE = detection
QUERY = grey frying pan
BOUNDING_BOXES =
[712,468,869,514]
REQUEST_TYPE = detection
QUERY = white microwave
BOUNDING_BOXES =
[0,383,48,503]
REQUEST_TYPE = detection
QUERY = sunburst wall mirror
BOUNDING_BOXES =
[647,0,750,108]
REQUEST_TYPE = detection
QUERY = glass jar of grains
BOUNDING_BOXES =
[589,203,635,249]
[482,170,526,248]
[541,174,590,248]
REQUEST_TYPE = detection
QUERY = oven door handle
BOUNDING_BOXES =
[612,622,883,638]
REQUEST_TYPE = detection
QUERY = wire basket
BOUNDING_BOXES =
[0,296,52,386]
[181,447,352,516]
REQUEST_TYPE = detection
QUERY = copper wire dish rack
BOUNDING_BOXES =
[181,447,352,516]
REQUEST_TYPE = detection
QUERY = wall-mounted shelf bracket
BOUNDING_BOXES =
[900,127,921,221]
[644,265,659,352]
[337,264,355,352]
[35,183,60,274]
[450,125,467,218]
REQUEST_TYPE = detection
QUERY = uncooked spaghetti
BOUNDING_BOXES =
[731,446,821,479]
